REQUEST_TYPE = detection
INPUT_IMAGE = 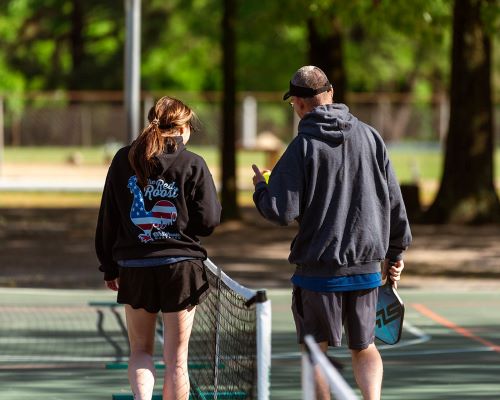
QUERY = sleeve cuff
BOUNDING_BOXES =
[255,181,267,191]
[99,264,119,281]
[385,251,403,262]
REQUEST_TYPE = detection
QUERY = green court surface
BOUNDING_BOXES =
[1,287,500,399]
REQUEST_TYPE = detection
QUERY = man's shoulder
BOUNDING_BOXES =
[282,134,307,152]
[356,120,382,139]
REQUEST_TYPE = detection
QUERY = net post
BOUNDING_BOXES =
[256,290,271,400]
[301,341,316,400]
[303,335,359,400]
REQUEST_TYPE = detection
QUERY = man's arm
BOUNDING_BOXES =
[252,140,304,226]
[384,157,412,261]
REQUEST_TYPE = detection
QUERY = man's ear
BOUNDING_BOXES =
[296,97,305,111]
[296,97,309,116]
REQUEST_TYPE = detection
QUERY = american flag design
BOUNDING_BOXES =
[128,175,179,243]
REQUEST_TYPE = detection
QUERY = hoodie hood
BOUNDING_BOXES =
[298,103,357,145]
[156,136,186,173]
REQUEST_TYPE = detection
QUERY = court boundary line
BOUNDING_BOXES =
[412,303,500,353]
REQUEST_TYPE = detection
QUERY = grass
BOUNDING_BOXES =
[387,146,442,183]
[390,143,500,183]
[2,145,269,168]
[0,191,103,208]
[0,190,256,208]
[3,146,110,165]
[1,144,500,208]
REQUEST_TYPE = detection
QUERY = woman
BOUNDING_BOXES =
[96,96,221,400]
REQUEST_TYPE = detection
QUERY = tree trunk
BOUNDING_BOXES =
[221,0,240,220]
[307,17,346,104]
[424,0,500,223]
[69,0,85,90]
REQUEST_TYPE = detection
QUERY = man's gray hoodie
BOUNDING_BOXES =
[253,103,412,278]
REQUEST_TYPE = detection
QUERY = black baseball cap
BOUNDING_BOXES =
[283,81,333,101]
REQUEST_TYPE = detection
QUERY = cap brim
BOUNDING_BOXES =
[283,81,332,101]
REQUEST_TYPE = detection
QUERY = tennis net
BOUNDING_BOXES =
[302,335,358,400]
[0,259,272,400]
[184,258,271,400]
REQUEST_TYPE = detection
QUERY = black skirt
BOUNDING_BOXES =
[117,259,210,313]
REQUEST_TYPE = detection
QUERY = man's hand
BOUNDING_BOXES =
[252,164,268,186]
[382,259,404,289]
[105,278,119,291]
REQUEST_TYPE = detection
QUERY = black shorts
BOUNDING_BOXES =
[291,285,378,350]
[117,259,210,313]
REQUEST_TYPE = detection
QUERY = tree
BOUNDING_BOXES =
[424,0,500,223]
[0,0,124,91]
[307,15,347,103]
[220,0,240,220]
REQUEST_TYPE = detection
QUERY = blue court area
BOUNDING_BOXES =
[1,286,500,399]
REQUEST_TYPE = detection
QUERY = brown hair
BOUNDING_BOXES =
[128,96,194,187]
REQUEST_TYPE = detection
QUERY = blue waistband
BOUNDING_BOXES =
[291,272,382,292]
[117,256,196,267]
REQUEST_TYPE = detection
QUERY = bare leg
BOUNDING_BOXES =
[315,341,332,400]
[124,305,157,400]
[302,341,331,400]
[351,343,383,400]
[162,306,196,400]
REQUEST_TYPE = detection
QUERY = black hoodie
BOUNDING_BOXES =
[96,140,221,280]
[253,103,412,278]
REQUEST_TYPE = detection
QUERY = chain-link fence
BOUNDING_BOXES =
[1,91,499,148]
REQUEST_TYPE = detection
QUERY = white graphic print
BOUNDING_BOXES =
[127,175,181,243]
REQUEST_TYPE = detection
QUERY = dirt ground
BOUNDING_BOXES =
[1,205,500,291]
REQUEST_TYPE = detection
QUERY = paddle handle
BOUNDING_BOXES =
[386,260,397,287]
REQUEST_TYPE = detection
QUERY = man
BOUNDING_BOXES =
[252,66,412,400]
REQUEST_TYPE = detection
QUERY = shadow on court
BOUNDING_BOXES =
[1,206,500,398]
[1,206,500,289]
[269,288,500,399]
[2,287,500,399]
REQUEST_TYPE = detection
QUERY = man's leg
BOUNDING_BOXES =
[315,341,331,400]
[350,343,383,400]
[293,286,345,400]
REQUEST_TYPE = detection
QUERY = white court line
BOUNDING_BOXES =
[273,321,431,360]
[0,337,107,344]
[0,287,111,296]
[378,321,431,350]
[0,355,127,363]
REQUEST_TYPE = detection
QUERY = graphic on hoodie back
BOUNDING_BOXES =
[127,175,181,243]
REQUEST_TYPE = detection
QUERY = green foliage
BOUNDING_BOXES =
[0,0,124,91]
[141,0,223,91]
[237,0,455,93]
[0,0,497,97]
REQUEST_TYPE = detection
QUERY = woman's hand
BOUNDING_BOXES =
[105,278,119,291]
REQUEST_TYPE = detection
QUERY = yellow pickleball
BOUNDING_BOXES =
[262,171,271,184]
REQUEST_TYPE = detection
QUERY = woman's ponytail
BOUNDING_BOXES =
[128,97,193,187]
